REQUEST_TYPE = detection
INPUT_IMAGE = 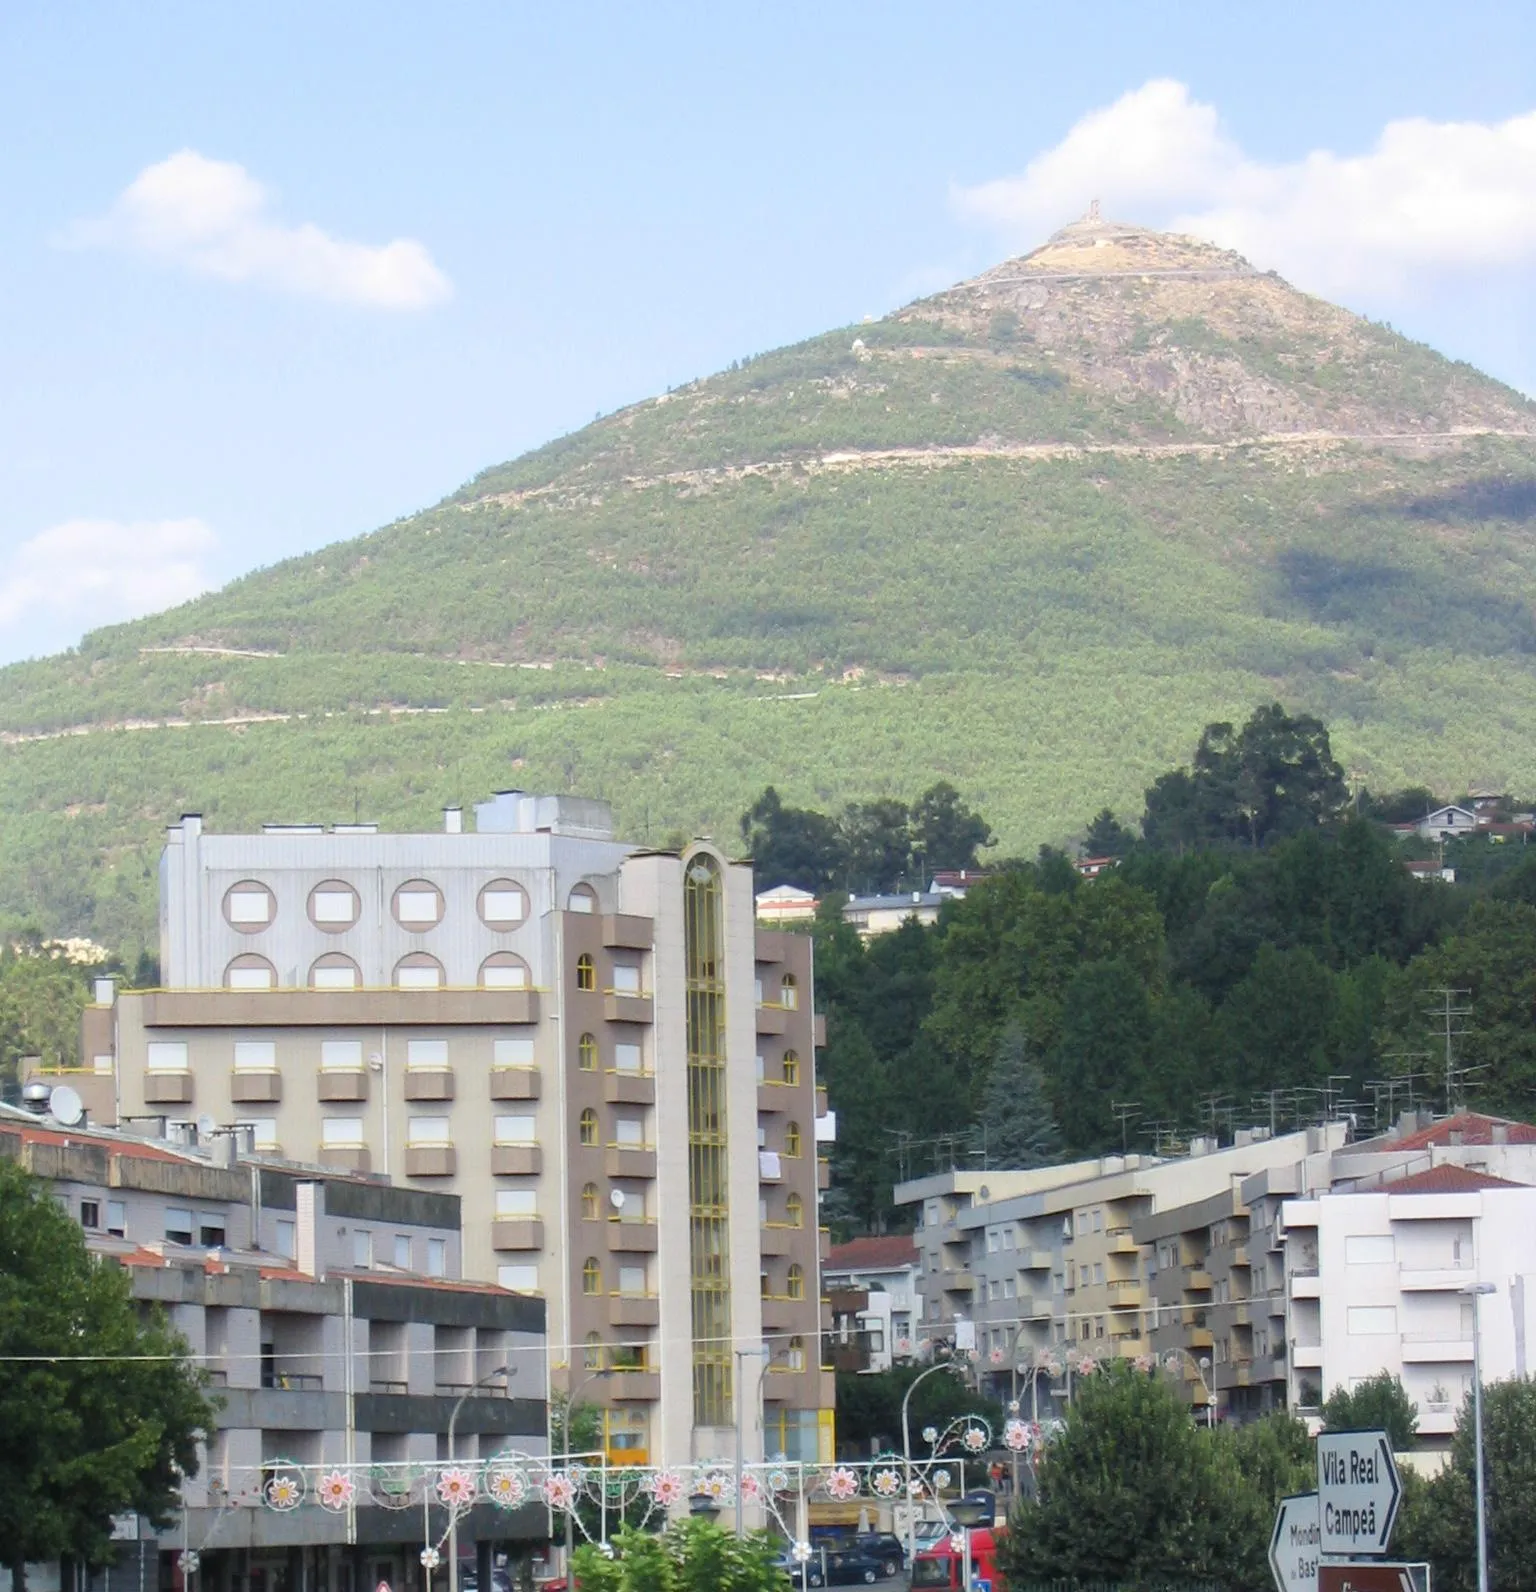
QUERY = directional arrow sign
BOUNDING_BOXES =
[1318,1430,1402,1556]
[1319,1562,1429,1592]
[1270,1492,1320,1592]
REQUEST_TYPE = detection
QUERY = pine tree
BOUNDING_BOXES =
[972,1027,1064,1168]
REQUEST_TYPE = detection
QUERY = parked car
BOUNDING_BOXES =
[852,1534,906,1578]
[803,1547,886,1586]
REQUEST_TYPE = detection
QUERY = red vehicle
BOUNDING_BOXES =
[909,1526,1004,1591]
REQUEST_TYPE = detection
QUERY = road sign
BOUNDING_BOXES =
[1270,1492,1320,1592]
[1318,1430,1402,1556]
[1319,1562,1429,1592]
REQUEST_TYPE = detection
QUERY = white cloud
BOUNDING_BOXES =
[75,150,451,309]
[954,81,1536,300]
[0,518,218,645]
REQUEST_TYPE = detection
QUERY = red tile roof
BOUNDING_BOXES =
[824,1235,920,1271]
[1,1121,192,1163]
[332,1268,524,1298]
[1393,1112,1536,1151]
[1386,1165,1529,1194]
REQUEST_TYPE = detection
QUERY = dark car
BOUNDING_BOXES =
[852,1535,905,1578]
[804,1548,886,1586]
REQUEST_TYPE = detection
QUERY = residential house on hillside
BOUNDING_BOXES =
[755,884,819,925]
[1418,805,1478,841]
[822,1235,922,1372]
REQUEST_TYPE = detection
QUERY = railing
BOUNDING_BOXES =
[368,1379,408,1394]
[264,1371,323,1392]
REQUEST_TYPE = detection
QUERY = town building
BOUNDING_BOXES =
[840,891,947,939]
[754,885,820,926]
[821,1236,922,1373]
[79,792,833,1475]
[0,1100,547,1589]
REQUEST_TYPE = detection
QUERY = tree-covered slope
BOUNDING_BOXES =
[2,216,1534,949]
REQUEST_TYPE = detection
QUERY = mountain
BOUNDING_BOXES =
[4,213,1536,950]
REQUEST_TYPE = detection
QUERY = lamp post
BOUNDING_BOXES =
[559,1366,613,1571]
[447,1366,515,1592]
[734,1345,771,1538]
[1462,1281,1496,1592]
[901,1357,955,1573]
[1163,1348,1214,1426]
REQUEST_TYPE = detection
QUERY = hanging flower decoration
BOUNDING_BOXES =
[921,1426,939,1445]
[932,1469,952,1492]
[543,1471,577,1512]
[739,1472,762,1502]
[766,1467,792,1495]
[263,1469,303,1511]
[1076,1355,1099,1377]
[646,1470,686,1508]
[989,1347,1005,1365]
[1003,1419,1030,1452]
[791,1542,813,1565]
[824,1466,861,1501]
[1037,1353,1062,1378]
[700,1471,734,1503]
[1007,1398,1021,1416]
[962,1426,988,1453]
[907,1477,926,1498]
[896,1337,912,1356]
[1133,1352,1157,1374]
[420,1547,441,1571]
[317,1470,355,1511]
[487,1467,528,1509]
[872,1468,902,1498]
[436,1467,476,1509]
[949,1532,968,1556]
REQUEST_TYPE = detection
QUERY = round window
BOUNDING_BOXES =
[391,879,444,930]
[478,878,530,931]
[223,881,275,932]
[308,879,360,932]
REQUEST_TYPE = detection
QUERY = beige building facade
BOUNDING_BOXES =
[98,793,833,1473]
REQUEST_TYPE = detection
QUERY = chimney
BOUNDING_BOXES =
[1449,1129,1465,1147]
[295,1181,324,1277]
[444,806,463,834]
[1493,1123,1510,1145]
[93,977,116,1007]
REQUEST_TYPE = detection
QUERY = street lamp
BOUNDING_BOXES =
[559,1366,613,1570]
[901,1357,956,1572]
[447,1366,516,1592]
[734,1344,771,1538]
[1462,1281,1497,1592]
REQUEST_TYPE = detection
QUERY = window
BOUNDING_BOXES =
[1348,1306,1397,1335]
[494,1036,536,1067]
[234,1040,276,1071]
[1004,1278,1016,1298]
[786,1193,804,1228]
[224,881,274,929]
[787,1264,805,1300]
[614,1118,644,1147]
[478,879,529,929]
[782,1050,800,1086]
[105,1199,126,1237]
[1004,1228,1015,1250]
[582,1182,600,1220]
[308,880,360,930]
[274,1219,295,1259]
[780,974,798,1009]
[614,1042,643,1074]
[618,1265,646,1295]
[756,1053,765,1082]
[79,1200,99,1229]
[1093,1210,1104,1233]
[427,1238,447,1278]
[354,1230,373,1268]
[579,1108,599,1147]
[987,1229,1000,1254]
[394,954,444,989]
[309,954,360,989]
[575,954,596,992]
[393,1234,411,1269]
[407,1038,448,1068]
[320,1040,363,1071]
[785,1121,803,1158]
[497,1189,538,1218]
[584,1332,603,1370]
[612,962,641,995]
[569,884,598,914]
[788,1336,806,1371]
[498,1263,537,1292]
[146,1041,188,1073]
[321,1117,365,1147]
[241,1117,279,1150]
[583,1257,602,1295]
[225,954,276,990]
[755,977,764,1006]
[480,953,529,989]
[408,1117,452,1146]
[1346,1235,1395,1265]
[494,1115,535,1145]
[165,1208,194,1245]
[392,880,444,928]
[578,1033,598,1071]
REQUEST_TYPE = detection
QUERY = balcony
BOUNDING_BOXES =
[1106,1228,1139,1255]
[761,1225,802,1257]
[1188,1327,1214,1350]
[755,1004,789,1037]
[605,1072,656,1106]
[817,1157,831,1190]
[404,1069,454,1101]
[607,1220,659,1253]
[605,1145,657,1180]
[1229,1245,1251,1268]
[1290,1342,1323,1369]
[1019,1248,1054,1272]
[231,1070,281,1104]
[814,1014,826,1048]
[815,1085,828,1117]
[941,1269,977,1294]
[492,1219,544,1251]
[319,1145,370,1174]
[1107,1278,1145,1308]
[757,1082,793,1114]
[405,1145,456,1178]
[604,993,654,1025]
[1400,1265,1476,1291]
[1401,1335,1474,1363]
[760,1296,800,1331]
[606,1370,661,1401]
[145,1072,193,1105]
[609,1295,660,1328]
[1289,1272,1321,1299]
[490,1067,539,1101]
[1183,1267,1213,1293]
[602,914,654,950]
[318,1071,368,1102]
[491,1145,543,1176]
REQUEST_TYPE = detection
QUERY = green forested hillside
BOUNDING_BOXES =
[2,216,1534,950]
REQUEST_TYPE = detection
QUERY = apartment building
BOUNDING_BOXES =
[92,793,832,1474]
[0,1102,546,1590]
[822,1236,922,1373]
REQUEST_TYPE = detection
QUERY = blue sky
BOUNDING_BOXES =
[1,1,1533,664]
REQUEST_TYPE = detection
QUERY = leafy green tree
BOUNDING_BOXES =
[571,1519,787,1592]
[1218,943,1338,1092]
[971,1027,1063,1168]
[1322,1371,1419,1451]
[832,1363,1003,1456]
[910,781,994,873]
[1083,807,1139,858]
[1045,959,1156,1153]
[739,787,845,892]
[0,1158,215,1582]
[838,798,912,893]
[0,947,90,1099]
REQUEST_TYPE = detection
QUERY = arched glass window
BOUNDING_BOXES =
[479,952,529,989]
[578,1033,598,1072]
[785,1121,803,1158]
[584,1332,603,1370]
[569,884,598,914]
[309,953,360,990]
[575,954,596,992]
[788,1336,806,1372]
[582,1257,602,1296]
[780,974,798,1010]
[786,1192,804,1228]
[787,1263,805,1301]
[394,953,444,990]
[579,1108,598,1147]
[582,1182,600,1220]
[782,1050,800,1086]
[225,954,276,990]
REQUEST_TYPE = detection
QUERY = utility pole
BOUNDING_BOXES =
[1110,1101,1142,1153]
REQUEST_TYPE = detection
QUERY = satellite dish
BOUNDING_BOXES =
[978,1185,990,1201]
[196,1114,218,1140]
[609,1189,626,1210]
[49,1085,84,1127]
